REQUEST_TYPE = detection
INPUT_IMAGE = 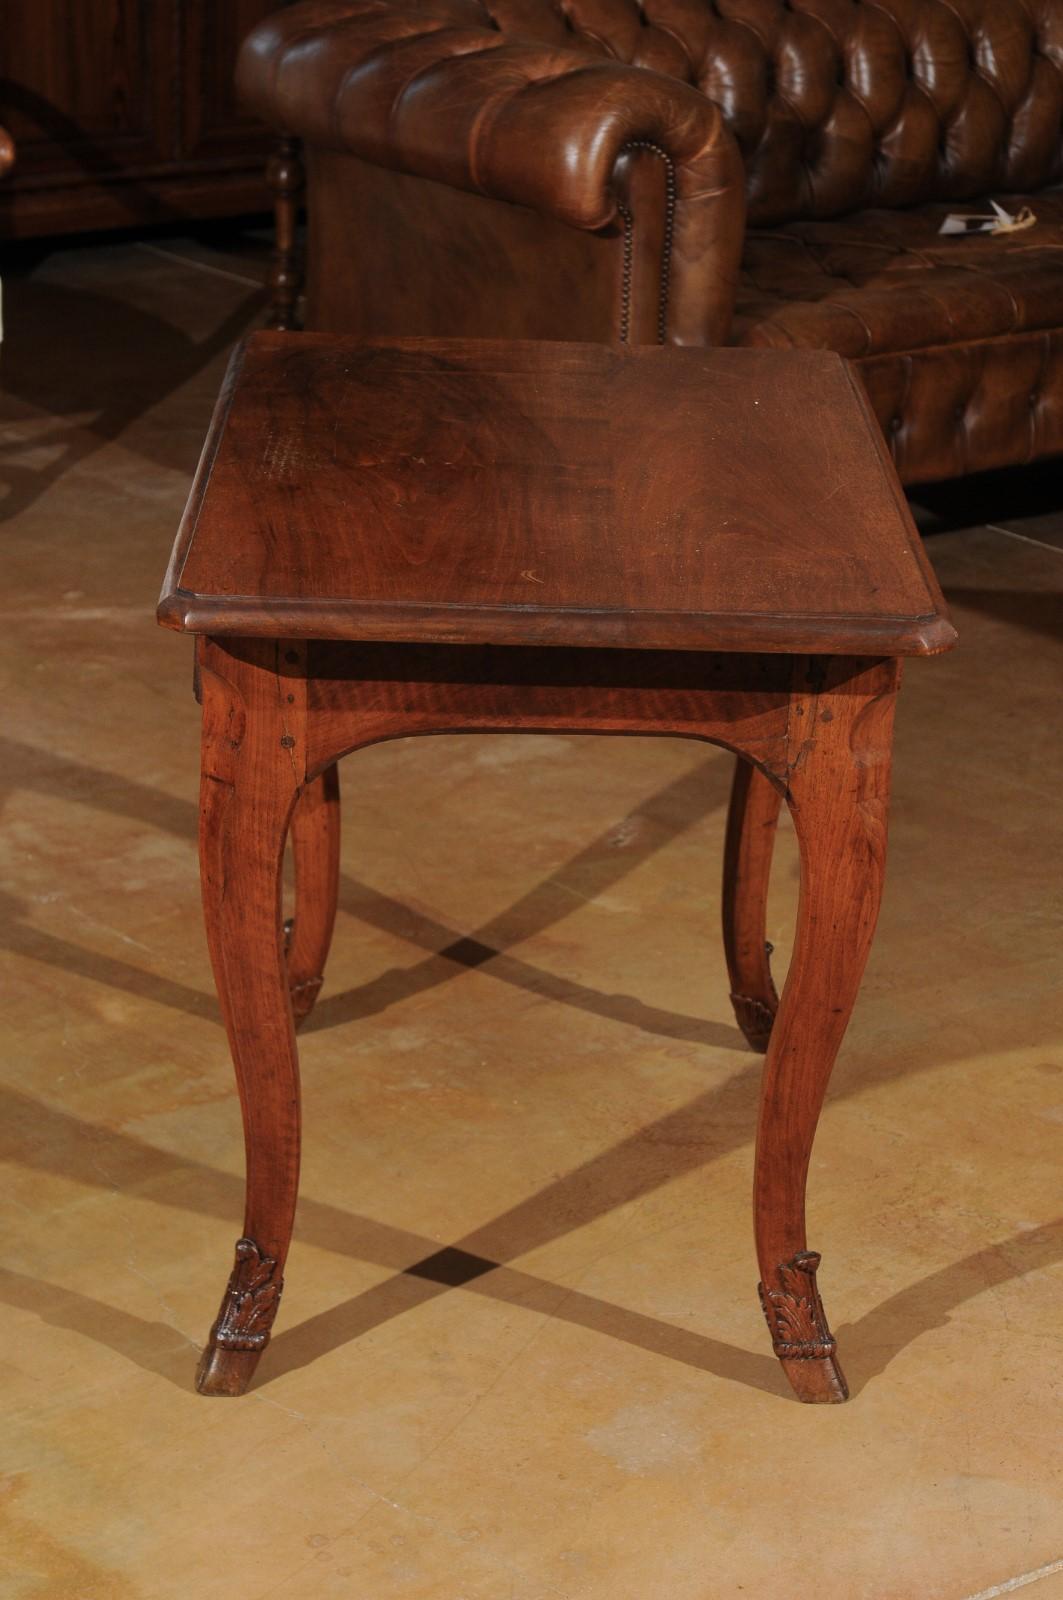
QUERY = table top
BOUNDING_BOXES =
[158,334,955,656]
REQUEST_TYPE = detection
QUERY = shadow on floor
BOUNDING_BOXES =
[0,273,264,522]
[1,718,1058,1402]
[0,734,743,1048]
[835,1214,1063,1394]
[945,587,1063,643]
[0,1264,197,1390]
[4,1072,1061,1405]
[908,460,1063,535]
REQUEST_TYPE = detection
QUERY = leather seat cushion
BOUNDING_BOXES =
[733,191,1063,357]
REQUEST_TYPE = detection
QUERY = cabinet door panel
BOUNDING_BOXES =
[181,0,291,160]
[0,0,171,178]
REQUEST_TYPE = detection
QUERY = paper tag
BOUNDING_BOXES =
[940,202,1036,236]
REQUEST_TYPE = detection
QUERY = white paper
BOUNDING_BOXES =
[939,202,1035,236]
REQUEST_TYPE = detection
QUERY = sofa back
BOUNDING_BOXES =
[486,0,1063,222]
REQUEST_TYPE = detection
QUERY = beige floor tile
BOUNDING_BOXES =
[1002,1569,1063,1600]
[991,511,1063,552]
[1,238,1062,1599]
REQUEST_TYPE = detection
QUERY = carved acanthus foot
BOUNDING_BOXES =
[196,1237,283,1397]
[759,1250,848,1404]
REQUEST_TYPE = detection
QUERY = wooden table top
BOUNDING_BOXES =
[158,334,955,656]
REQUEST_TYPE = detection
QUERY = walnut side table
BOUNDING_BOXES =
[158,334,955,1404]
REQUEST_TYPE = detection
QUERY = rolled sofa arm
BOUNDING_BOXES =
[237,0,745,343]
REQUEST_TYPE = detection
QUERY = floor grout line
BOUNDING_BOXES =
[985,522,1063,557]
[961,1555,1063,1600]
[135,241,267,290]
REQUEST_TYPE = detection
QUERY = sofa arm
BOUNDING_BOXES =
[238,0,745,343]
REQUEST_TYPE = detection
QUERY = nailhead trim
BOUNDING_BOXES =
[617,202,634,344]
[617,139,677,345]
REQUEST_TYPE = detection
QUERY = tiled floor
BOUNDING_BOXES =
[1,233,1061,1600]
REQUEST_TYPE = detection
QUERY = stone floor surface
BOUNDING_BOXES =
[0,230,1061,1600]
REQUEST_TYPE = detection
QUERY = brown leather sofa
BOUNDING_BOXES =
[238,0,1063,485]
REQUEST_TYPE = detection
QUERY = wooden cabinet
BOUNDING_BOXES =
[0,1,289,239]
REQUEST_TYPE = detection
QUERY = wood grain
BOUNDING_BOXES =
[754,656,899,1402]
[285,762,339,1028]
[722,760,782,1052]
[266,135,304,332]
[195,635,304,1396]
[303,643,799,785]
[158,334,956,656]
[0,0,283,240]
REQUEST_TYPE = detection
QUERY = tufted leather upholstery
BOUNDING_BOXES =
[240,0,1063,482]
[735,191,1063,354]
[489,0,1063,226]
[238,0,746,343]
[238,1,731,232]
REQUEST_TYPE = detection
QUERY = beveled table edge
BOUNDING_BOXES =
[157,588,958,657]
[157,337,958,660]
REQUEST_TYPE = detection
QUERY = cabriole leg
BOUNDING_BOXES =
[754,659,899,1402]
[285,763,340,1028]
[195,638,305,1396]
[722,758,782,1051]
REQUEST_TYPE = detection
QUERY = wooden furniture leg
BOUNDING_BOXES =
[722,758,782,1051]
[285,763,340,1028]
[754,659,899,1403]
[195,638,305,1396]
[266,135,304,331]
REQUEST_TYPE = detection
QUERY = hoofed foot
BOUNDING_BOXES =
[729,940,778,1051]
[283,915,324,1030]
[196,1342,263,1397]
[730,991,776,1052]
[289,974,323,1029]
[777,1349,849,1404]
[196,1237,283,1398]
[759,1250,848,1404]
